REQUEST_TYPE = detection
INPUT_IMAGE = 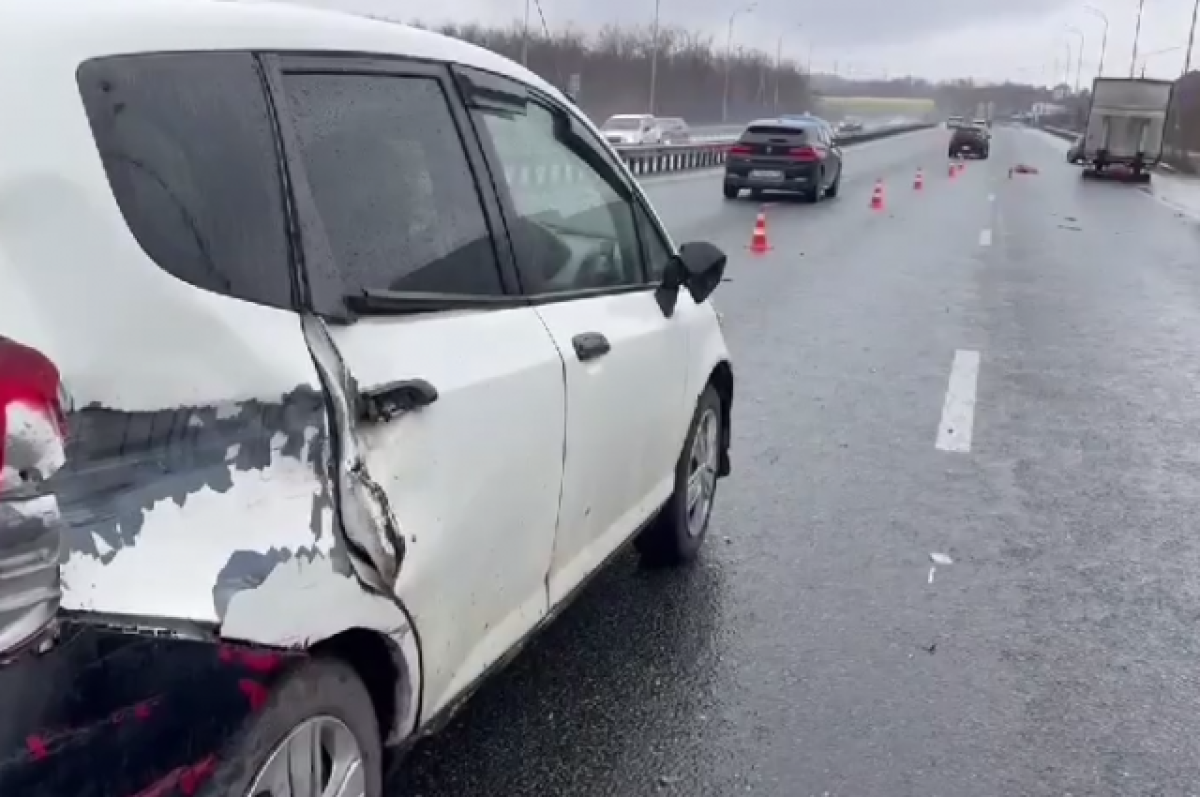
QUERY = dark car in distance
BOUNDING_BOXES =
[723,117,843,202]
[948,125,990,159]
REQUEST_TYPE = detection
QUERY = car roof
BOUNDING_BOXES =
[0,0,565,103]
[745,117,822,130]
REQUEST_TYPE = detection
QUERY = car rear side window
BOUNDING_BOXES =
[77,53,295,310]
[744,125,809,139]
[281,72,503,297]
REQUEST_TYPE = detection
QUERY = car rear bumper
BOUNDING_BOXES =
[724,166,820,192]
[0,616,299,797]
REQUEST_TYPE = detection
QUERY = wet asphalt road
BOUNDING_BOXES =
[391,127,1200,796]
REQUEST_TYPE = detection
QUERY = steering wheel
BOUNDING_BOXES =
[577,240,620,288]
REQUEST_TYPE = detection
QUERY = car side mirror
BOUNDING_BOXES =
[655,241,727,316]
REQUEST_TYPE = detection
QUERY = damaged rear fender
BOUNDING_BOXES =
[300,314,404,595]
[220,571,423,744]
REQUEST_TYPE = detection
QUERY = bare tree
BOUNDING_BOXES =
[409,20,815,124]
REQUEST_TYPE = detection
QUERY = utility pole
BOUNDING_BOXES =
[648,0,661,113]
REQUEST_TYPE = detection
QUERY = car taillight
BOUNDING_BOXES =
[729,145,752,155]
[789,146,820,161]
[0,337,67,492]
[0,336,67,658]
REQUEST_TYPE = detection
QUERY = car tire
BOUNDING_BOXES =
[825,167,841,198]
[636,385,723,567]
[803,170,824,203]
[204,657,384,797]
[722,184,739,200]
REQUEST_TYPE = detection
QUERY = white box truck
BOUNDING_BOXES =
[1080,77,1174,182]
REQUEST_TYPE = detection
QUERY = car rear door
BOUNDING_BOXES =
[459,69,691,605]
[267,54,567,721]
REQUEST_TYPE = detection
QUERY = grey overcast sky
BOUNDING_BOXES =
[283,0,1198,84]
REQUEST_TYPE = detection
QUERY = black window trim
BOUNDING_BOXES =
[458,68,664,305]
[261,52,526,321]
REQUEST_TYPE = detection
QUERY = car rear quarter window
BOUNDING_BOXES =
[281,72,503,297]
[77,53,295,310]
[744,125,810,139]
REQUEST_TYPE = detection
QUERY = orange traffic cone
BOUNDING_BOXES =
[749,207,770,253]
[870,179,885,210]
[948,162,957,178]
[914,168,924,190]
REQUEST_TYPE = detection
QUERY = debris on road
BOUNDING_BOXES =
[1008,163,1040,177]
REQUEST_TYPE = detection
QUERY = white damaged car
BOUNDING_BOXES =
[0,0,735,795]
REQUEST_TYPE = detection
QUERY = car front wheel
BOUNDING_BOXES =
[723,184,739,199]
[636,385,723,566]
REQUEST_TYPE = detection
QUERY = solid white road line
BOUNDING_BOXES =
[979,228,993,246]
[935,350,981,453]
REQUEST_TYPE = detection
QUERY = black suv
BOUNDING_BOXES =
[949,125,989,159]
[724,118,842,202]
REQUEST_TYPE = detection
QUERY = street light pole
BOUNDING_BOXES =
[773,24,802,111]
[1065,26,1085,94]
[721,3,755,123]
[1084,6,1108,77]
[774,35,782,111]
[1130,0,1146,77]
[1184,0,1200,75]
[648,0,661,113]
[521,0,531,66]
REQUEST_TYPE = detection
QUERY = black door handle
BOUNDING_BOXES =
[572,332,611,362]
[358,378,438,423]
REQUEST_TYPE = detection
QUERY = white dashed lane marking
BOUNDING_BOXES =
[935,349,981,453]
[979,228,992,246]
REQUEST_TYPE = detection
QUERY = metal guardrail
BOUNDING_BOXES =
[611,123,937,177]
[1039,124,1079,140]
